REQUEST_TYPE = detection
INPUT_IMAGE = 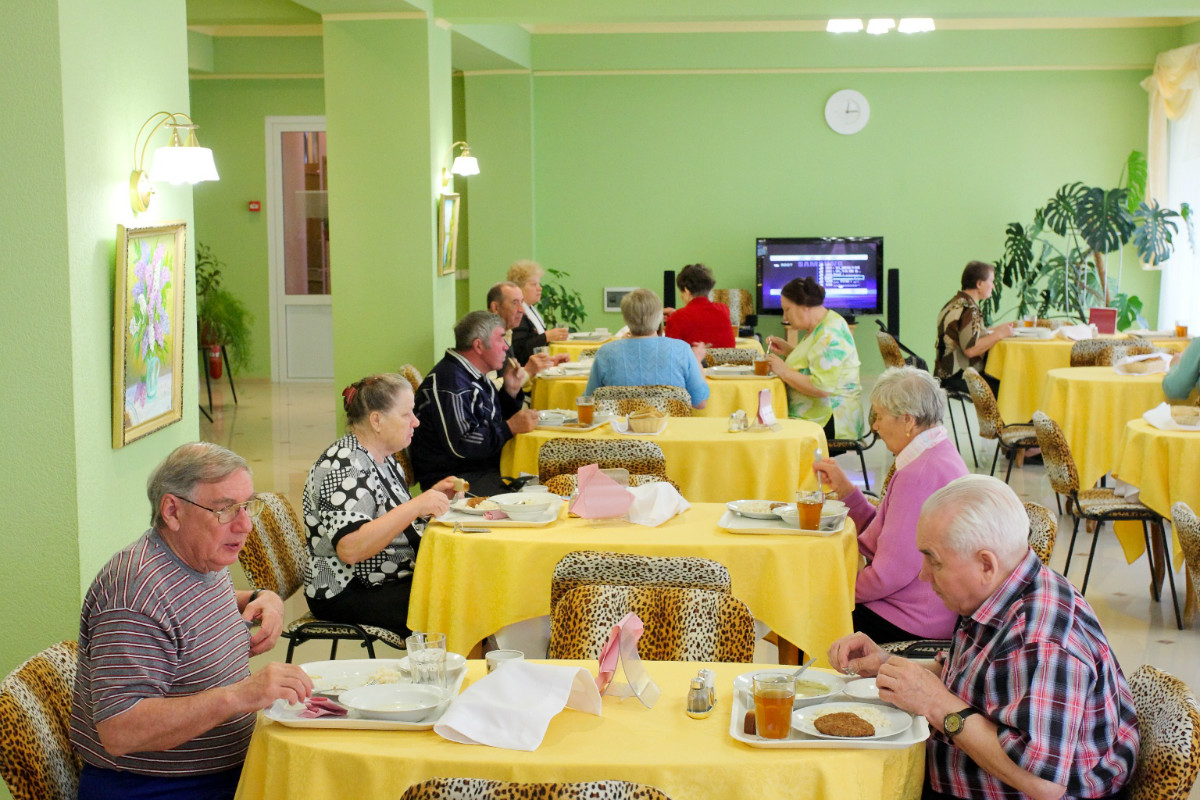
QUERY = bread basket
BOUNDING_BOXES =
[627,408,668,434]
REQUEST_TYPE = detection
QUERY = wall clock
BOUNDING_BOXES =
[824,90,870,135]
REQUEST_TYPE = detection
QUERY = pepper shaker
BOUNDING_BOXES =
[686,676,714,719]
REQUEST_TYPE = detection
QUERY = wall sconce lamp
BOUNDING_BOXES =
[440,141,479,194]
[129,111,220,213]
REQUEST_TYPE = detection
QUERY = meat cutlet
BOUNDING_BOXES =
[814,711,875,737]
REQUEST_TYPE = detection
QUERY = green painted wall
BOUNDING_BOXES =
[0,0,199,721]
[191,78,326,377]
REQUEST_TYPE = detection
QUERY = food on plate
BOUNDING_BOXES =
[370,667,402,685]
[1171,405,1200,425]
[794,679,831,698]
[1122,359,1163,374]
[769,502,789,512]
[735,500,776,515]
[464,496,496,509]
[813,711,875,737]
[453,477,470,493]
[743,709,757,736]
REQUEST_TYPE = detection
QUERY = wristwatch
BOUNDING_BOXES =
[943,707,979,739]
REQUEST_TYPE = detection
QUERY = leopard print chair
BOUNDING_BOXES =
[548,585,755,662]
[579,347,601,359]
[1068,337,1136,367]
[712,288,754,329]
[0,641,81,800]
[704,347,757,367]
[537,438,670,484]
[1128,664,1200,800]
[238,492,409,661]
[963,368,1037,483]
[399,364,423,395]
[876,330,906,369]
[592,385,693,417]
[1171,502,1200,627]
[400,778,672,800]
[550,551,732,611]
[1032,412,1181,628]
[542,472,679,497]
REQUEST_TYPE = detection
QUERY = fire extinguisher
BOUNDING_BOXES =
[207,345,223,380]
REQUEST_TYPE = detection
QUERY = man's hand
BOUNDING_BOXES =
[501,358,528,394]
[507,408,539,435]
[242,590,285,656]
[525,353,555,376]
[877,656,957,720]
[546,327,569,342]
[828,631,887,677]
[233,661,313,710]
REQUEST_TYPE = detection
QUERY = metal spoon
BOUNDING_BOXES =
[791,656,816,681]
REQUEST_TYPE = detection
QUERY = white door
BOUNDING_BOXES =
[266,116,333,381]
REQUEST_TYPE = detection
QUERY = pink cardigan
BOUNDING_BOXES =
[844,437,967,638]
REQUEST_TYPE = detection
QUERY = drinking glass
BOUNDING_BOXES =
[1176,321,1189,338]
[752,674,795,739]
[576,395,595,425]
[796,490,824,530]
[406,632,447,688]
[1022,314,1036,328]
[753,356,770,376]
[485,649,525,673]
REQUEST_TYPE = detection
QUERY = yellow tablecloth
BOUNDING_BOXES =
[532,374,787,419]
[1113,419,1198,569]
[235,660,925,800]
[408,503,858,663]
[988,336,1191,422]
[501,418,827,503]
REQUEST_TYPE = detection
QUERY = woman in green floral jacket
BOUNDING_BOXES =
[765,277,867,440]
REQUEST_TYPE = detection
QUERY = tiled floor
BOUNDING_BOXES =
[202,378,1200,701]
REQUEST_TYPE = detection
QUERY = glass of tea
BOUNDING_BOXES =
[796,490,824,530]
[753,674,795,739]
[576,395,594,425]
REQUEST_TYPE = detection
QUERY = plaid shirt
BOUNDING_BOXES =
[930,549,1138,800]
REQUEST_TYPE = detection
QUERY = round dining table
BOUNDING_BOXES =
[408,503,858,665]
[532,372,788,420]
[500,417,827,504]
[234,660,925,800]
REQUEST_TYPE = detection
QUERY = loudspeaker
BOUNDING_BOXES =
[663,270,676,309]
[886,268,900,339]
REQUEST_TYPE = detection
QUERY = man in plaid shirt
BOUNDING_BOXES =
[830,475,1137,800]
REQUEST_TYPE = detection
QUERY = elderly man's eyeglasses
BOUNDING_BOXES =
[177,495,265,523]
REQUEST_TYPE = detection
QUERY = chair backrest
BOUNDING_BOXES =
[550,551,732,610]
[398,363,423,395]
[876,330,907,369]
[880,462,897,496]
[537,438,669,483]
[963,367,1004,440]
[1172,502,1200,625]
[238,491,308,599]
[593,384,691,406]
[1127,664,1200,800]
[548,585,755,662]
[1032,411,1080,496]
[712,288,754,328]
[1068,337,1125,367]
[580,347,601,359]
[542,472,677,497]
[704,347,757,366]
[394,448,415,484]
[597,396,693,418]
[0,641,81,800]
[1024,502,1057,567]
[400,778,673,800]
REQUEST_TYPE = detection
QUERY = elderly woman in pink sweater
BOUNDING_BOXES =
[815,366,967,643]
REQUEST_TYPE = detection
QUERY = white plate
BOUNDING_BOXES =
[793,702,914,740]
[1129,329,1174,339]
[732,668,846,709]
[708,365,753,376]
[717,510,842,537]
[450,498,495,515]
[1012,328,1053,339]
[536,420,609,432]
[567,332,609,341]
[726,500,786,520]
[843,677,883,702]
[560,363,593,375]
[302,659,406,697]
[432,500,564,528]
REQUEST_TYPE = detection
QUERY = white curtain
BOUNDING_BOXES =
[1142,44,1200,330]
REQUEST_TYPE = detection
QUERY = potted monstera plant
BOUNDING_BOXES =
[983,151,1193,330]
[195,243,253,379]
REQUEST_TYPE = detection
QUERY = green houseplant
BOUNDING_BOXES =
[983,151,1193,330]
[195,243,253,377]
[538,266,588,331]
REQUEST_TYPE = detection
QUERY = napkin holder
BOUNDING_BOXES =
[596,612,660,708]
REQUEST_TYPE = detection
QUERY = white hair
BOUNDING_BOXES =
[920,474,1028,566]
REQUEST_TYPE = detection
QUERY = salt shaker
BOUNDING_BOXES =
[699,668,717,709]
[686,676,714,719]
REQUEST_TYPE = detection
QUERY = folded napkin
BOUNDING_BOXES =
[626,482,690,527]
[1144,402,1200,431]
[570,463,634,519]
[756,387,777,427]
[1055,324,1097,340]
[1113,353,1171,375]
[298,696,348,718]
[596,611,643,693]
[434,660,601,751]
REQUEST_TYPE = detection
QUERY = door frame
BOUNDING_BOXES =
[265,115,328,382]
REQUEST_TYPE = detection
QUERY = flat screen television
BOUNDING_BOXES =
[755,236,884,321]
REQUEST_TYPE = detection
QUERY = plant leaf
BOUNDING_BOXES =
[1132,200,1180,266]
[1043,183,1087,237]
[1121,151,1147,212]
[1076,187,1134,254]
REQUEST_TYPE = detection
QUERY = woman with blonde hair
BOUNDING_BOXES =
[508,260,570,364]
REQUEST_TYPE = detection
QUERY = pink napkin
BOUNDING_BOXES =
[756,387,777,427]
[596,612,644,692]
[483,510,510,520]
[569,464,634,519]
[298,696,348,718]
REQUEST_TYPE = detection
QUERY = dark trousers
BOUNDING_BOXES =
[852,603,926,646]
[306,577,413,636]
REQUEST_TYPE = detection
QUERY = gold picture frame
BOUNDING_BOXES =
[112,221,187,448]
[438,192,461,276]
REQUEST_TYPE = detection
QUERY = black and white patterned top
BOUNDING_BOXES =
[302,432,422,600]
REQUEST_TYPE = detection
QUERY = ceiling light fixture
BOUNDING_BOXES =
[129,111,219,213]
[826,19,864,33]
[866,18,896,35]
[898,18,936,33]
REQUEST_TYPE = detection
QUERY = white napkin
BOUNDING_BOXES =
[1113,353,1171,375]
[1055,324,1097,340]
[626,482,691,527]
[434,660,601,751]
[1144,402,1200,431]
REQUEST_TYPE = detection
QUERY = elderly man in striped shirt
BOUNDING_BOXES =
[830,474,1138,800]
[70,442,312,800]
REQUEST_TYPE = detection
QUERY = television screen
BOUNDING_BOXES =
[756,237,884,320]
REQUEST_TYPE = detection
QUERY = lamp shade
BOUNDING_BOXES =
[149,144,219,185]
[450,154,479,177]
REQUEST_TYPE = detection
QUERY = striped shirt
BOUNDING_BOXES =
[930,549,1139,800]
[70,530,254,775]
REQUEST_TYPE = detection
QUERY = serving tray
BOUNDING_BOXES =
[716,510,840,537]
[728,685,929,749]
[431,500,567,528]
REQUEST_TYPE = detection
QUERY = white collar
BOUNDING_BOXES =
[525,304,546,334]
[895,426,948,472]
